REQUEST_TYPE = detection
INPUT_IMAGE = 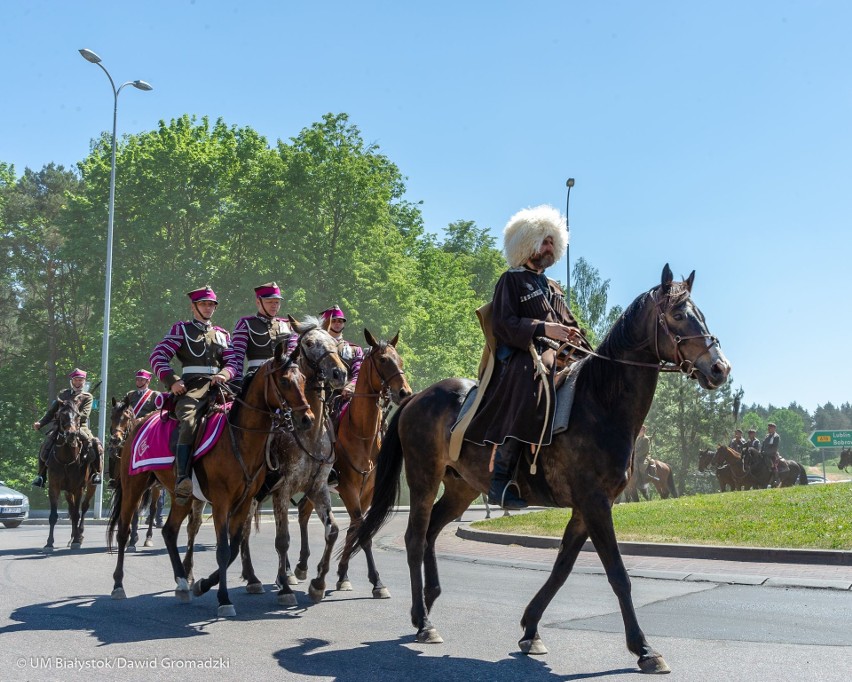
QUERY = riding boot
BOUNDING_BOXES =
[174,444,194,505]
[487,439,528,510]
[32,439,51,487]
[88,438,103,485]
[107,452,118,489]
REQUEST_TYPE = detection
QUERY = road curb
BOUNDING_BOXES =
[456,526,852,566]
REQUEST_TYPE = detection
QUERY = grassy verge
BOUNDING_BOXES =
[471,482,852,550]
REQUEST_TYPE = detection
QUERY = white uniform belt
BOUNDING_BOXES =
[182,365,218,375]
[246,359,268,368]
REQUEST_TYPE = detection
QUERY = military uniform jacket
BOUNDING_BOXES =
[337,339,364,389]
[39,388,94,439]
[225,315,296,377]
[761,433,781,458]
[149,320,235,389]
[465,266,583,447]
[123,389,159,419]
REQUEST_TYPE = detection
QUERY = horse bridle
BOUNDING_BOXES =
[226,359,312,435]
[53,401,84,462]
[650,289,719,378]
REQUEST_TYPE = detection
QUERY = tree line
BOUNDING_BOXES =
[1,112,845,500]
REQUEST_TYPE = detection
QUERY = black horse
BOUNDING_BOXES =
[348,265,730,674]
[743,448,807,487]
[839,447,851,472]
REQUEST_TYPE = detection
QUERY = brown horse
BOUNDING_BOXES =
[107,341,314,617]
[294,329,413,596]
[742,446,808,488]
[43,397,98,552]
[622,458,679,501]
[709,445,755,490]
[348,265,730,673]
[838,447,851,471]
[698,447,740,492]
[209,317,349,606]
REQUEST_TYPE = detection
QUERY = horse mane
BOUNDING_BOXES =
[299,315,321,333]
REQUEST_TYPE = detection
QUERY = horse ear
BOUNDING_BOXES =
[288,314,305,335]
[274,340,286,363]
[661,264,674,289]
[287,342,301,365]
[389,330,400,347]
[685,270,695,292]
[364,328,379,348]
[111,397,117,407]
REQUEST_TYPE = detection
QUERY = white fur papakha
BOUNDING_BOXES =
[502,204,569,268]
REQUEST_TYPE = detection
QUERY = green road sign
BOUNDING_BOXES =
[809,430,852,448]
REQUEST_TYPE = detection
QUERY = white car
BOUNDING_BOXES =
[0,481,30,528]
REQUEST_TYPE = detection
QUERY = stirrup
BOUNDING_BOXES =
[31,475,46,488]
[90,472,102,485]
[488,481,528,510]
[174,477,193,505]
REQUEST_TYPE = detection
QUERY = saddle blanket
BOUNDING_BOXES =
[453,362,581,441]
[129,409,229,475]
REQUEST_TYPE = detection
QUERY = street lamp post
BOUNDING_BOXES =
[565,178,575,304]
[79,48,152,518]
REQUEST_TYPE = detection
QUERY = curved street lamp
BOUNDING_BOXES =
[79,48,152,518]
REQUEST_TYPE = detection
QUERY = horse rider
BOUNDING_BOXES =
[465,205,586,509]
[744,427,761,464]
[107,369,160,489]
[149,286,236,504]
[729,428,746,455]
[761,422,784,474]
[634,424,658,480]
[224,282,297,385]
[31,368,103,488]
[320,305,363,401]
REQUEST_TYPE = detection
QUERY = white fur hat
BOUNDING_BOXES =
[502,204,568,268]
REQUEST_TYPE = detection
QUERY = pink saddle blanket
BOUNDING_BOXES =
[129,408,230,475]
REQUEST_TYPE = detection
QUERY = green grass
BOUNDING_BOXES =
[471,483,852,550]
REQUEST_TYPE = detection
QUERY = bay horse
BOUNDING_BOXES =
[698,448,740,492]
[742,446,808,488]
[294,329,412,597]
[194,317,349,606]
[838,447,851,471]
[348,265,730,674]
[709,445,755,490]
[43,397,98,552]
[107,341,314,617]
[622,457,678,501]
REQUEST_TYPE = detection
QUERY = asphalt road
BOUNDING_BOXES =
[1,509,850,681]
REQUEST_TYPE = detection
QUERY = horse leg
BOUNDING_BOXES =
[333,481,365,593]
[128,510,140,552]
[111,476,147,599]
[405,473,444,644]
[520,511,590,655]
[239,499,265,594]
[295,495,313,582]
[423,478,479,614]
[66,490,82,549]
[144,491,157,547]
[581,493,670,674]
[160,492,193,604]
[306,484,339,603]
[273,488,298,606]
[77,485,93,547]
[182,499,204,584]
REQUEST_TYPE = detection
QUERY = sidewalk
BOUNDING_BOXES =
[377,508,852,592]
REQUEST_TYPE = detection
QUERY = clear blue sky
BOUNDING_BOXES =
[4,1,850,413]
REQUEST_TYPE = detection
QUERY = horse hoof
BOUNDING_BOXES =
[217,604,236,618]
[308,583,325,603]
[42,546,54,554]
[111,587,127,600]
[175,578,191,603]
[519,636,548,655]
[372,586,391,599]
[245,582,265,594]
[336,580,353,591]
[287,574,300,586]
[638,655,671,674]
[416,627,444,644]
[277,592,297,607]
[126,545,137,553]
[294,567,308,581]
[192,581,205,597]
[144,538,154,548]
[70,542,82,550]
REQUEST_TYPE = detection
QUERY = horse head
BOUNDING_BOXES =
[289,315,348,390]
[713,444,739,469]
[697,449,714,472]
[364,328,413,405]
[53,398,84,462]
[838,447,851,472]
[108,396,135,457]
[260,340,314,431]
[649,265,731,389]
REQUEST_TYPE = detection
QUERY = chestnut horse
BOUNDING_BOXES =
[348,265,730,673]
[707,446,754,490]
[622,457,679,501]
[43,398,98,552]
[107,342,314,617]
[294,329,413,597]
[698,448,740,492]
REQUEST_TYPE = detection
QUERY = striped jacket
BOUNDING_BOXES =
[149,320,235,389]
[224,315,297,378]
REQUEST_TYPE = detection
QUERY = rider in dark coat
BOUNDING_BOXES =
[729,428,746,455]
[465,205,587,509]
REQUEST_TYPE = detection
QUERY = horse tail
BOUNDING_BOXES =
[668,468,679,498]
[107,478,123,552]
[798,463,808,486]
[347,401,407,557]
